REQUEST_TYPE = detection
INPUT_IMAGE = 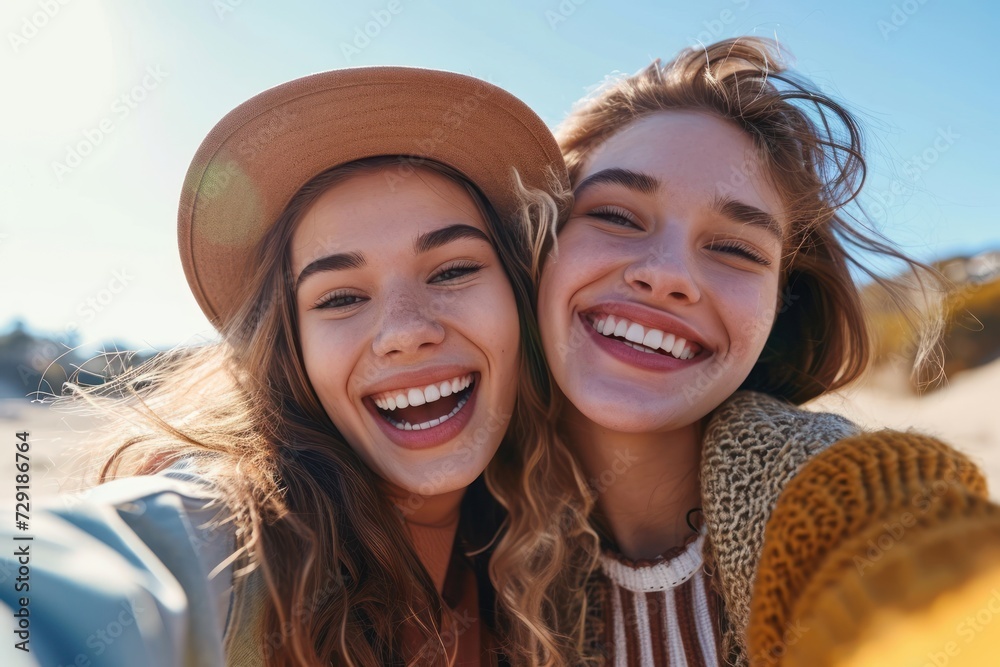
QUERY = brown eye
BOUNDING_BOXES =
[431,261,483,283]
[315,291,367,310]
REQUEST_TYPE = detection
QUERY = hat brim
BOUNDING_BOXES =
[177,66,567,329]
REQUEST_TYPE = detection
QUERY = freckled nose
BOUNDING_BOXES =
[371,290,446,357]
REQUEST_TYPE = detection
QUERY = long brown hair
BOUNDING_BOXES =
[530,36,948,665]
[57,156,595,666]
[557,37,945,404]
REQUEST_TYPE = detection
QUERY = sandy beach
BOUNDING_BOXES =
[808,357,1000,499]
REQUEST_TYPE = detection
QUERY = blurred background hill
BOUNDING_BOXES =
[810,248,1000,496]
[864,248,1000,389]
[0,318,159,401]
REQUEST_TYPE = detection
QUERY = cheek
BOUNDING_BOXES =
[719,276,781,357]
[488,281,522,363]
[297,319,358,416]
[539,232,623,336]
[456,277,521,381]
[537,259,575,375]
[539,233,599,319]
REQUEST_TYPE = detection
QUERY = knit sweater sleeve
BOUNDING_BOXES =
[0,459,238,667]
[748,430,1000,667]
[699,390,861,666]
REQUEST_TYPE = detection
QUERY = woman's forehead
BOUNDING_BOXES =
[289,169,489,271]
[578,111,786,224]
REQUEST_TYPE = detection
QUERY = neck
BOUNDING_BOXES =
[390,486,465,592]
[396,486,465,528]
[563,404,703,561]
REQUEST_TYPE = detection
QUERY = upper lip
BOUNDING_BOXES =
[361,365,478,398]
[581,301,711,352]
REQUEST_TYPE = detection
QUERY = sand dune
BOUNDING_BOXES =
[808,357,1000,499]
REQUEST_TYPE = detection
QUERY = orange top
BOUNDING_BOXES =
[403,513,495,666]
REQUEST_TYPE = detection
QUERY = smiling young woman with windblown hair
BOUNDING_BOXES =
[528,37,1000,667]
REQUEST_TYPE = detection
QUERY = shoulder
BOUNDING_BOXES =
[704,390,859,458]
[0,457,239,666]
[699,390,861,665]
[701,390,861,523]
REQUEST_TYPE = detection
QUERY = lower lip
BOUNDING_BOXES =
[580,314,702,371]
[366,376,480,451]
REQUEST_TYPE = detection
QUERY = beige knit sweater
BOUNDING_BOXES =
[662,389,997,667]
[578,390,862,667]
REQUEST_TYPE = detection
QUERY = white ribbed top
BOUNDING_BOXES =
[599,530,706,593]
[595,529,720,666]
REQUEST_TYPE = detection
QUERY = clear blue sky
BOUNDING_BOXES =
[2,0,997,349]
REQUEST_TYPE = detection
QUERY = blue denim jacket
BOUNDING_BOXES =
[0,460,237,667]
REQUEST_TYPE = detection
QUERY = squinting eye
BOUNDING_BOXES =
[588,206,640,228]
[314,291,367,310]
[431,261,483,283]
[711,241,771,266]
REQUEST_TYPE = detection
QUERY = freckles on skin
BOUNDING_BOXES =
[290,168,521,497]
[539,111,788,433]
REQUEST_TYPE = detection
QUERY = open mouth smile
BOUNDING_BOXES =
[363,371,481,450]
[369,373,476,431]
[585,313,703,359]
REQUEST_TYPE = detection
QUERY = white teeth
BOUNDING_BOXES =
[642,329,663,349]
[623,340,658,354]
[625,322,645,344]
[588,314,700,360]
[371,373,473,412]
[425,384,440,402]
[671,336,687,358]
[407,388,425,407]
[388,393,470,430]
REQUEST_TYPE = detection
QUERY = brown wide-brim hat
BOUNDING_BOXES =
[178,66,568,329]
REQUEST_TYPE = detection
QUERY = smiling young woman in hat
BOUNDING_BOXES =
[2,67,592,666]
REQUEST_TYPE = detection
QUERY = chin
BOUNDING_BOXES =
[394,450,494,498]
[567,386,708,434]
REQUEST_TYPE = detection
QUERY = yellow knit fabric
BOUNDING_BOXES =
[748,430,1000,667]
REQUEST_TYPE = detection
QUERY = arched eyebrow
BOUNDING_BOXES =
[574,168,661,198]
[712,195,783,242]
[413,223,490,254]
[574,167,783,241]
[294,252,366,293]
[294,223,490,293]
